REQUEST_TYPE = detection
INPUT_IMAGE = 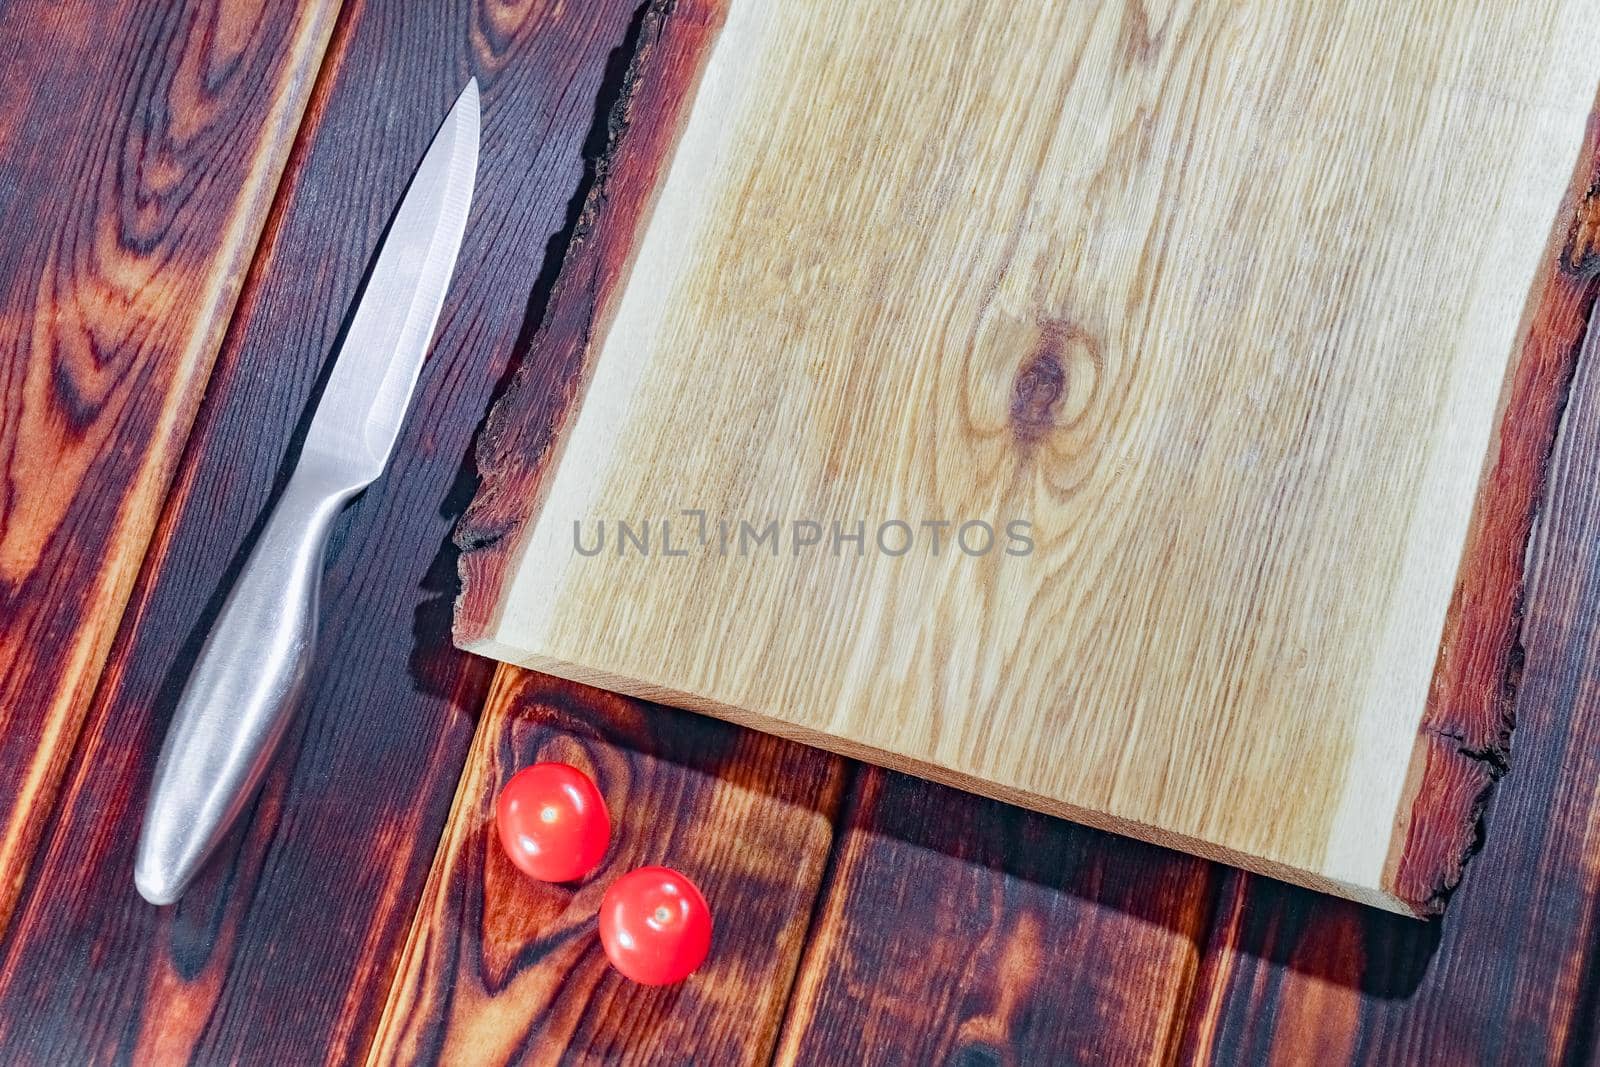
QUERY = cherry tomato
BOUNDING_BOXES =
[598,866,712,985]
[495,763,610,883]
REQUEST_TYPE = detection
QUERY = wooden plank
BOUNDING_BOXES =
[1175,185,1600,1064]
[0,1,643,1061]
[455,0,1600,912]
[372,667,844,1065]
[775,768,1216,1066]
[0,0,338,930]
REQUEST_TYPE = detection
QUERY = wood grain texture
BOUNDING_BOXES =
[0,0,645,1060]
[775,768,1216,1066]
[372,667,844,1066]
[1175,211,1600,1066]
[0,0,337,931]
[457,0,1600,912]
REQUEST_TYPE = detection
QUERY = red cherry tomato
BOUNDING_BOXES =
[496,763,610,883]
[598,867,712,985]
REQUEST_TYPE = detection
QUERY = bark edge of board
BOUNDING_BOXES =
[454,0,715,614]
[1382,105,1600,914]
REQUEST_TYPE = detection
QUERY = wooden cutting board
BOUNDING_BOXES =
[455,0,1600,915]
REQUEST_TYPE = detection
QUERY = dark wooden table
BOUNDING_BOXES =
[3,1,1599,1063]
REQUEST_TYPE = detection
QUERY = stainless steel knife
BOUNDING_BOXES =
[134,80,480,906]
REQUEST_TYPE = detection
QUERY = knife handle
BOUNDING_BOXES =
[134,465,355,905]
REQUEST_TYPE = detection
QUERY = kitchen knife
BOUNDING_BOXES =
[135,80,480,906]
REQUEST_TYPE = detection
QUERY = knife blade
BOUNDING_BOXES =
[134,79,480,906]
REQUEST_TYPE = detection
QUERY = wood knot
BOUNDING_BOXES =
[1009,319,1100,443]
[1011,349,1065,442]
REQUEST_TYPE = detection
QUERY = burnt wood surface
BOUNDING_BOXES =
[0,0,643,1060]
[775,769,1217,1066]
[0,0,337,932]
[374,668,843,1065]
[1,1,1600,1063]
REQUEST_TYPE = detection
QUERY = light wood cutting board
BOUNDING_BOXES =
[455,0,1600,915]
